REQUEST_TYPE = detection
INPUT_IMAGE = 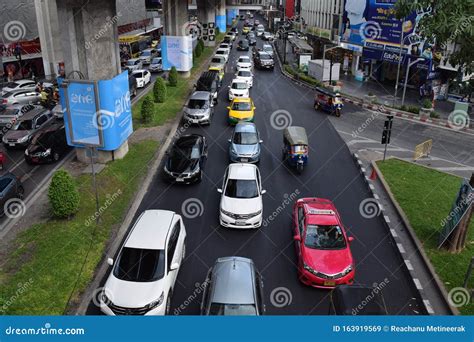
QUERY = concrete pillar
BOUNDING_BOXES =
[197,0,216,46]
[35,0,63,78]
[55,0,127,163]
[215,0,226,34]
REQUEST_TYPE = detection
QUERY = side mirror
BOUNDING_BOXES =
[217,188,223,193]
[107,258,114,266]
[261,189,267,195]
[348,236,355,243]
[170,262,180,271]
[228,138,232,143]
[259,140,263,144]
[226,106,231,110]
[293,235,301,241]
[228,85,231,88]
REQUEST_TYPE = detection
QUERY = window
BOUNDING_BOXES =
[36,115,48,127]
[231,101,252,111]
[232,82,248,90]
[187,99,208,109]
[209,303,257,315]
[255,271,264,314]
[304,225,346,250]
[166,221,180,271]
[114,247,165,282]
[0,178,12,192]
[225,179,258,199]
[233,132,257,145]
[297,207,305,236]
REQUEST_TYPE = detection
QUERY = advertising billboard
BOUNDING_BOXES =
[59,71,133,151]
[161,35,193,72]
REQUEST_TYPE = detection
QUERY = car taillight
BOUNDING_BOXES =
[2,99,7,104]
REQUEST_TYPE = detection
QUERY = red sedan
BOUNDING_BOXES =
[292,197,355,289]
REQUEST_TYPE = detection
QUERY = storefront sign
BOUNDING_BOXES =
[362,47,431,69]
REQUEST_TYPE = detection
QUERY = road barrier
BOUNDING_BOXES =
[414,139,433,160]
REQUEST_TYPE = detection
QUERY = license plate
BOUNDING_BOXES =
[241,158,248,162]
[235,220,246,226]
[176,177,184,182]
[324,281,336,287]
[9,143,14,147]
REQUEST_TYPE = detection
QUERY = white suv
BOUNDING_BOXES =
[218,163,265,229]
[228,78,250,101]
[100,210,186,315]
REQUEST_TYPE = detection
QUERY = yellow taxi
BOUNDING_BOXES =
[242,26,251,34]
[227,97,255,125]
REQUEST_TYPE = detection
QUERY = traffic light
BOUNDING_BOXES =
[381,116,393,145]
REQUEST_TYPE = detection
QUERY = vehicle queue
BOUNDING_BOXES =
[98,12,358,317]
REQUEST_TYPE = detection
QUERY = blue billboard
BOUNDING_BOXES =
[161,35,193,72]
[216,15,226,33]
[226,9,239,26]
[59,71,133,151]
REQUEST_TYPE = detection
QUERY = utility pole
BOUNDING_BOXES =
[393,17,405,107]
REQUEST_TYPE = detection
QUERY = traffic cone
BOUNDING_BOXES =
[369,167,377,181]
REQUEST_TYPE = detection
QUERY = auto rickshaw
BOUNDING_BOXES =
[314,87,343,117]
[282,126,308,174]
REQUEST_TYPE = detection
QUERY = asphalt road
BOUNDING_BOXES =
[87,24,424,315]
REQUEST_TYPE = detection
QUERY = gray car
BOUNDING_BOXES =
[2,108,54,148]
[183,91,214,125]
[228,122,262,163]
[209,56,226,70]
[201,256,265,316]
[0,104,38,133]
[0,172,24,217]
[1,90,41,106]
[149,57,163,72]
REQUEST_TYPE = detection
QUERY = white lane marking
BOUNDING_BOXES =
[405,259,414,271]
[397,243,406,254]
[423,300,435,314]
[384,215,390,223]
[413,278,423,290]
[374,194,380,200]
[369,184,375,190]
[390,228,398,237]
[9,158,26,172]
[347,139,377,146]
[20,165,40,182]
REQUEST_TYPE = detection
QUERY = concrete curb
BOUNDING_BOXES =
[273,42,473,135]
[371,158,459,315]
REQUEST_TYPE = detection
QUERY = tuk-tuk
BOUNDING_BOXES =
[282,126,308,174]
[314,87,343,117]
[329,285,388,315]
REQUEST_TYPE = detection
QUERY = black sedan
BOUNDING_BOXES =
[237,39,250,51]
[163,134,208,184]
[24,121,71,164]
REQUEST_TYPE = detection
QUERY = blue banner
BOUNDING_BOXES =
[226,9,239,26]
[216,15,226,33]
[363,47,432,70]
[0,316,473,342]
[161,36,193,72]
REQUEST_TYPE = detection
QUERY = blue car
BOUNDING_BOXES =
[228,122,262,163]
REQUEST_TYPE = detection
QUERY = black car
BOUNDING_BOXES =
[254,51,274,70]
[195,71,221,103]
[163,134,208,184]
[24,121,70,164]
[237,39,250,51]
[0,172,24,217]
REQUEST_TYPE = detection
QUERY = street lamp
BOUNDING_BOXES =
[393,17,405,105]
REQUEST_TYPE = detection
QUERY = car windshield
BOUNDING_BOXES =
[114,247,165,282]
[216,50,225,55]
[4,82,19,89]
[263,46,272,52]
[133,72,144,78]
[225,179,258,198]
[211,58,223,63]
[304,225,346,250]
[238,71,251,77]
[141,51,151,56]
[151,58,161,64]
[238,58,249,63]
[232,82,247,90]
[171,143,201,160]
[127,60,137,66]
[0,109,19,117]
[233,132,258,145]
[209,303,257,315]
[232,102,251,111]
[187,99,208,109]
[13,119,33,131]
[260,53,272,60]
[31,130,53,145]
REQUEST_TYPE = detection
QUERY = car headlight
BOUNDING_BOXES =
[100,290,112,306]
[342,265,353,276]
[303,263,318,276]
[18,135,29,143]
[189,166,200,176]
[145,292,164,311]
[42,148,51,157]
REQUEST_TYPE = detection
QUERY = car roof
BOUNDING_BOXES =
[232,78,247,84]
[239,56,251,60]
[18,107,49,120]
[13,79,35,85]
[211,257,256,304]
[228,163,257,180]
[132,69,146,74]
[299,198,340,225]
[128,58,139,62]
[125,210,176,249]
[190,91,211,100]
[232,97,251,103]
[235,122,257,133]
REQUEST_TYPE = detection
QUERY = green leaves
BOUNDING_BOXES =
[140,96,155,124]
[48,169,80,219]
[153,77,167,103]
[168,66,178,87]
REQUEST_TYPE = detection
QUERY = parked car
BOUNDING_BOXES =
[247,35,257,46]
[149,57,163,72]
[0,173,24,217]
[131,70,151,88]
[24,121,70,164]
[237,39,249,51]
[223,35,233,45]
[200,256,265,315]
[1,79,36,96]
[262,32,274,41]
[163,134,208,184]
[218,163,265,228]
[262,44,274,57]
[139,48,159,65]
[195,71,221,103]
[128,74,137,97]
[235,69,254,87]
[228,78,250,101]
[100,210,187,315]
[125,58,143,71]
[254,51,274,70]
[228,122,262,163]
[1,90,41,106]
[292,197,355,288]
[0,104,37,134]
[236,56,253,72]
[254,20,260,26]
[209,56,226,70]
[183,91,214,125]
[2,107,54,148]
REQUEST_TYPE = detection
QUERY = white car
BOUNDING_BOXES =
[219,43,232,52]
[125,58,143,71]
[215,48,230,63]
[256,24,264,37]
[219,163,265,229]
[236,56,253,72]
[1,79,36,96]
[235,69,253,88]
[227,32,237,41]
[228,79,250,101]
[132,70,151,88]
[100,210,187,315]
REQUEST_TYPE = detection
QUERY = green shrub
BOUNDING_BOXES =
[153,77,167,103]
[422,99,433,109]
[198,39,204,51]
[141,96,155,123]
[284,65,297,76]
[216,27,220,36]
[407,105,420,114]
[430,111,440,118]
[169,66,178,87]
[400,105,407,112]
[48,169,80,219]
[194,42,203,58]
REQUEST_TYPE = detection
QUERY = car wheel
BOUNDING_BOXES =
[17,186,25,200]
[53,151,60,162]
[165,291,172,315]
